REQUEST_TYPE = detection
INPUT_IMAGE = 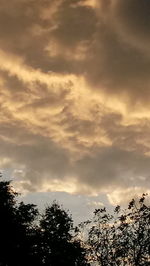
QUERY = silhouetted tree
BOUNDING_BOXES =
[0,179,38,266]
[0,180,17,266]
[83,194,150,266]
[39,202,89,266]
[0,179,88,266]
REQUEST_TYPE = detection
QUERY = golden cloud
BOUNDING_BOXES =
[0,0,150,200]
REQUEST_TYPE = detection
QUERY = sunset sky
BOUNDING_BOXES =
[0,0,150,222]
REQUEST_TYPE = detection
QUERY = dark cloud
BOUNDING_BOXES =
[0,0,97,72]
[114,0,150,42]
[52,4,97,46]
[75,146,150,190]
[83,1,150,103]
[0,122,72,191]
[100,113,150,154]
[0,0,53,68]
[0,122,150,195]
[0,0,150,103]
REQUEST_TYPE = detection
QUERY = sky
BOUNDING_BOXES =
[0,0,150,223]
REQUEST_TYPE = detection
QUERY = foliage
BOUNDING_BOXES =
[84,194,150,266]
[0,179,39,266]
[39,202,88,266]
[0,178,88,266]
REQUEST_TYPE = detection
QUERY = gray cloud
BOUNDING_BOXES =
[114,0,150,43]
[52,3,97,46]
[83,2,150,103]
[75,147,150,190]
[0,112,150,195]
[0,0,96,72]
[0,122,72,191]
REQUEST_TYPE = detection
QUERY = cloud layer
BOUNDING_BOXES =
[0,0,150,204]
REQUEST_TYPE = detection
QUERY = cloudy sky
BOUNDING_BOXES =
[0,0,150,222]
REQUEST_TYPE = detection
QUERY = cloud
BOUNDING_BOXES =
[74,147,150,193]
[107,186,150,206]
[83,1,150,104]
[0,0,150,205]
[113,0,150,51]
[0,66,150,199]
[87,200,104,208]
[0,122,72,190]
[1,0,150,104]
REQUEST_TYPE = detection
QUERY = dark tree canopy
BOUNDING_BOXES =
[39,202,88,266]
[82,194,150,266]
[0,179,88,266]
[0,180,38,266]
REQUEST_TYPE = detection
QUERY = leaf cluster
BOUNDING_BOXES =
[83,194,150,266]
[0,180,89,266]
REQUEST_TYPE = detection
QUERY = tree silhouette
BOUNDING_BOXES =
[0,179,88,266]
[39,202,89,266]
[0,179,38,266]
[83,194,150,266]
